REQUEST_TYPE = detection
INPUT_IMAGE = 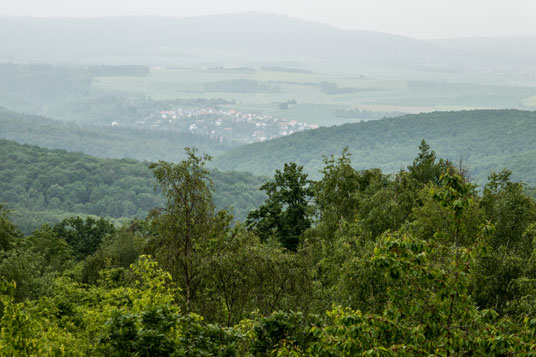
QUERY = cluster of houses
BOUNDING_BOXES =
[138,107,319,143]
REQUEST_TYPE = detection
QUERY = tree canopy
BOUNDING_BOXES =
[246,162,313,251]
[1,143,536,354]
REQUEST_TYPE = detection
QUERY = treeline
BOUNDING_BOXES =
[319,80,358,95]
[335,107,405,119]
[0,140,266,233]
[1,142,536,354]
[214,109,536,185]
[208,66,255,72]
[261,66,314,74]
[86,65,150,77]
[204,79,281,93]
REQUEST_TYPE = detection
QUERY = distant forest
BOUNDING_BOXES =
[0,140,266,233]
[0,63,234,127]
[0,107,236,162]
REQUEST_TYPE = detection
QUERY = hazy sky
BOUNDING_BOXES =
[2,0,536,39]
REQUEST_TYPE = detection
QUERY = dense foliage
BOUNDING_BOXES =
[246,162,314,251]
[319,81,357,95]
[214,109,536,185]
[0,140,266,233]
[1,142,536,354]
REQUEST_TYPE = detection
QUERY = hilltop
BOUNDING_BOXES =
[213,109,536,185]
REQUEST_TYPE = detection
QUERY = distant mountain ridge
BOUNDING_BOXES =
[0,13,438,67]
[429,36,536,67]
[4,13,529,73]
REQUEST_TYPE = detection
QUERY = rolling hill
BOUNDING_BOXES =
[0,13,441,69]
[0,139,267,233]
[2,13,535,79]
[213,109,536,186]
[0,106,236,162]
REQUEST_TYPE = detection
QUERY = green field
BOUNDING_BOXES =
[522,94,536,107]
[93,67,536,127]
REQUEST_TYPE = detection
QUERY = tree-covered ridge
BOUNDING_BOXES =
[214,109,536,185]
[0,106,236,163]
[0,64,182,124]
[0,63,238,126]
[0,139,266,233]
[1,143,536,354]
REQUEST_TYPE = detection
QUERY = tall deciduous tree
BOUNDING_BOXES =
[315,148,361,226]
[148,148,218,308]
[481,169,536,253]
[246,163,313,251]
[53,216,115,260]
[0,204,21,251]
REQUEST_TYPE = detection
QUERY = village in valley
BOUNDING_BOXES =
[125,106,319,143]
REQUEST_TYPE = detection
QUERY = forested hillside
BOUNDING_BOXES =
[0,64,235,127]
[214,109,536,185]
[0,140,266,233]
[0,107,235,162]
[0,63,148,124]
[1,144,536,354]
